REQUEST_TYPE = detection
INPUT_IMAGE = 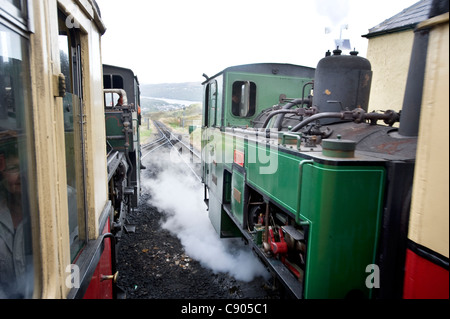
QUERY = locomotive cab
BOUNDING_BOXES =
[202,63,315,130]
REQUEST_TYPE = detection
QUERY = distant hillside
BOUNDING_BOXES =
[140,82,203,102]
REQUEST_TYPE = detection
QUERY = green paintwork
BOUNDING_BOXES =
[105,111,135,151]
[207,132,386,298]
[299,162,385,299]
[246,141,302,214]
[231,170,245,225]
[224,72,313,127]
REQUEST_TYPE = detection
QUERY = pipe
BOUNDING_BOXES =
[262,109,303,128]
[104,88,128,106]
[291,112,344,132]
[272,98,310,130]
[398,28,430,137]
[301,81,314,103]
[263,202,270,253]
[290,109,400,132]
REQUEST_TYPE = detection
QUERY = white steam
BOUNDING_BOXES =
[315,0,350,26]
[143,149,268,282]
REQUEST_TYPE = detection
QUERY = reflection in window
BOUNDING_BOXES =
[0,24,34,299]
[6,0,22,9]
[231,81,256,117]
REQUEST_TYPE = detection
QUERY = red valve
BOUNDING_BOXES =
[269,227,288,255]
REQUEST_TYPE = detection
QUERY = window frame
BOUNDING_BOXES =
[231,80,256,118]
[0,0,31,34]
[58,8,89,261]
[204,80,218,127]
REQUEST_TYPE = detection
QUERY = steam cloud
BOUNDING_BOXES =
[143,149,269,282]
[315,0,350,26]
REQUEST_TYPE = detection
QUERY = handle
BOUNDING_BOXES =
[132,118,138,143]
[282,133,302,150]
[297,160,314,222]
[101,271,119,283]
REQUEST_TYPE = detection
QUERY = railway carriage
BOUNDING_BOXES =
[0,0,141,299]
[402,6,449,299]
[201,1,448,299]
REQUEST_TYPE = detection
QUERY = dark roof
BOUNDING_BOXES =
[363,0,433,38]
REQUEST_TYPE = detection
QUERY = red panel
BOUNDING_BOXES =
[234,150,244,167]
[83,219,113,299]
[403,248,449,299]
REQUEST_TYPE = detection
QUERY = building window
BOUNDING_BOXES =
[0,22,34,299]
[231,81,256,117]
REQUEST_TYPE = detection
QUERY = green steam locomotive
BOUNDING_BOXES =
[200,50,418,299]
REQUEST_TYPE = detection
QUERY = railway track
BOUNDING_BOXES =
[142,120,202,182]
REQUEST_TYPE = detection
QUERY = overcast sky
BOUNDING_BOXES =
[95,0,419,84]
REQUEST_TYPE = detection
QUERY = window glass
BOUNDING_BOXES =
[112,75,123,89]
[104,92,123,107]
[5,0,21,9]
[203,84,209,127]
[0,23,34,299]
[58,11,87,261]
[1,0,28,27]
[103,75,111,90]
[103,75,125,107]
[103,74,123,90]
[231,81,256,117]
[208,81,217,127]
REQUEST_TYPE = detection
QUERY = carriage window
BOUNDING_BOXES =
[59,10,87,261]
[0,23,35,299]
[231,81,256,117]
[1,0,28,25]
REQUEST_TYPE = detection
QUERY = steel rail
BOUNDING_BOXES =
[153,120,202,182]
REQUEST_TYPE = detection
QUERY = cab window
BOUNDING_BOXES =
[104,74,125,107]
[231,81,256,117]
[103,74,124,91]
[204,80,217,127]
[104,91,124,107]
